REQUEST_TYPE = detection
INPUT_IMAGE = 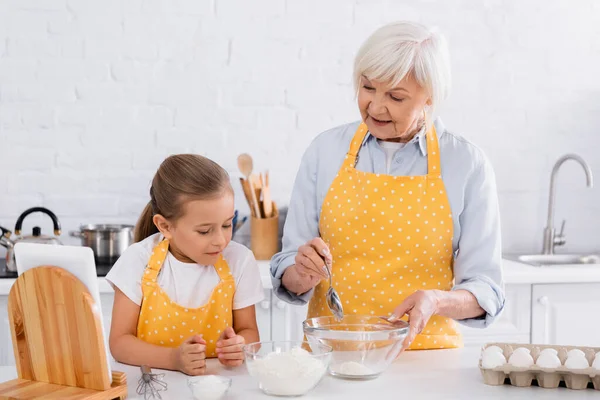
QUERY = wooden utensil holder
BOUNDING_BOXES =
[0,266,128,399]
[250,205,279,260]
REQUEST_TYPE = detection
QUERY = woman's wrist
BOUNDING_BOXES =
[282,265,310,295]
[432,289,484,320]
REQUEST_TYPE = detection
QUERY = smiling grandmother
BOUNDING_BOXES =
[270,21,505,350]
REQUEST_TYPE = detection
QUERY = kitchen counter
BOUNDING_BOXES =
[0,347,595,399]
[502,258,600,284]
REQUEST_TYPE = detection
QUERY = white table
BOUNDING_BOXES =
[0,347,597,399]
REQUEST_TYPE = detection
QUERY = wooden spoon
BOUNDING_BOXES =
[262,170,273,217]
[237,154,261,218]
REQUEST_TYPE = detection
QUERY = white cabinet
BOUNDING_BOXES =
[460,284,531,347]
[0,296,14,366]
[271,298,307,342]
[532,283,600,347]
[100,292,115,342]
[255,289,272,342]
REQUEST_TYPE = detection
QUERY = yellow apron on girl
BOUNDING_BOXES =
[136,239,235,357]
[307,122,462,349]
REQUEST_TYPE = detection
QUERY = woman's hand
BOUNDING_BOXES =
[282,238,331,295]
[391,290,440,351]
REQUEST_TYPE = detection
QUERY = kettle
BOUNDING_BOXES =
[0,207,63,272]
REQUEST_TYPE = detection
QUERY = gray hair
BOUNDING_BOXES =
[353,21,451,115]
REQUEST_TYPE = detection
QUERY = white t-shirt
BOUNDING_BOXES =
[378,140,407,174]
[106,233,265,309]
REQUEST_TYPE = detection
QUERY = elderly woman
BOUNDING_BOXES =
[270,21,504,350]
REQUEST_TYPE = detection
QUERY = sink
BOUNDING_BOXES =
[509,254,600,267]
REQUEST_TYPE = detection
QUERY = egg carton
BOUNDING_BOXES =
[479,342,600,390]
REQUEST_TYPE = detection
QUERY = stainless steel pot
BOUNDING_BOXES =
[70,224,133,266]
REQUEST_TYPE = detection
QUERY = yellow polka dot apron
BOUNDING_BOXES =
[307,122,462,350]
[136,239,235,357]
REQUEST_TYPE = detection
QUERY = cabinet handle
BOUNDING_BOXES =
[276,300,286,310]
[260,301,271,310]
[538,296,549,306]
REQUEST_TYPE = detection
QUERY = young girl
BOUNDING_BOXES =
[107,154,264,376]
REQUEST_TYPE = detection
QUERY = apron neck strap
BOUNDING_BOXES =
[346,122,443,177]
[425,124,442,178]
[346,123,369,167]
[213,255,233,281]
[143,239,169,283]
[142,239,233,283]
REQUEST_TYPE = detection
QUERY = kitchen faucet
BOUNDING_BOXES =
[542,154,594,254]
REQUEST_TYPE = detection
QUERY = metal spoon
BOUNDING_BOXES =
[325,259,344,321]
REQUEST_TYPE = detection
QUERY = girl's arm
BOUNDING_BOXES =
[215,305,260,367]
[109,288,180,370]
[233,305,260,344]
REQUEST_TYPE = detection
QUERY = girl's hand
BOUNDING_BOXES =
[215,327,245,367]
[173,334,207,375]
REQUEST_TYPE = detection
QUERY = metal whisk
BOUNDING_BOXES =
[137,365,168,399]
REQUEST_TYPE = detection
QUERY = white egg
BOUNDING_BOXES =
[508,351,534,368]
[567,349,586,359]
[565,354,589,369]
[483,345,504,354]
[512,347,531,355]
[482,351,506,369]
[592,352,600,370]
[536,353,562,369]
[539,348,558,356]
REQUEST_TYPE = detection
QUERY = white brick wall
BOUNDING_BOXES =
[1,0,599,256]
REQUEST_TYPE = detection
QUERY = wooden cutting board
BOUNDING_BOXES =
[0,371,127,399]
[0,266,128,399]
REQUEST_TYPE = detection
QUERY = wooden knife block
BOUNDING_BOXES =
[0,266,128,399]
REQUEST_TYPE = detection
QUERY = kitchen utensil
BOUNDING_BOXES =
[250,206,279,260]
[187,375,231,400]
[69,224,133,266]
[14,242,113,381]
[137,365,167,399]
[0,246,128,399]
[237,154,261,218]
[239,177,257,218]
[303,315,409,380]
[0,207,62,272]
[325,261,344,321]
[262,170,273,218]
[254,187,263,217]
[232,210,248,238]
[251,173,262,189]
[244,341,332,396]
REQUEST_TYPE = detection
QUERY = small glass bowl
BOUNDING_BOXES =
[187,375,232,400]
[244,341,332,397]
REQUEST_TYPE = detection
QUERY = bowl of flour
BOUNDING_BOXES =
[303,315,409,380]
[244,341,332,396]
[187,375,231,400]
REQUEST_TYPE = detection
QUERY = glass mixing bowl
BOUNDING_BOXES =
[303,315,409,380]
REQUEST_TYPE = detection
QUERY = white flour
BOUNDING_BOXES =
[248,347,326,396]
[190,375,229,400]
[331,361,375,376]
